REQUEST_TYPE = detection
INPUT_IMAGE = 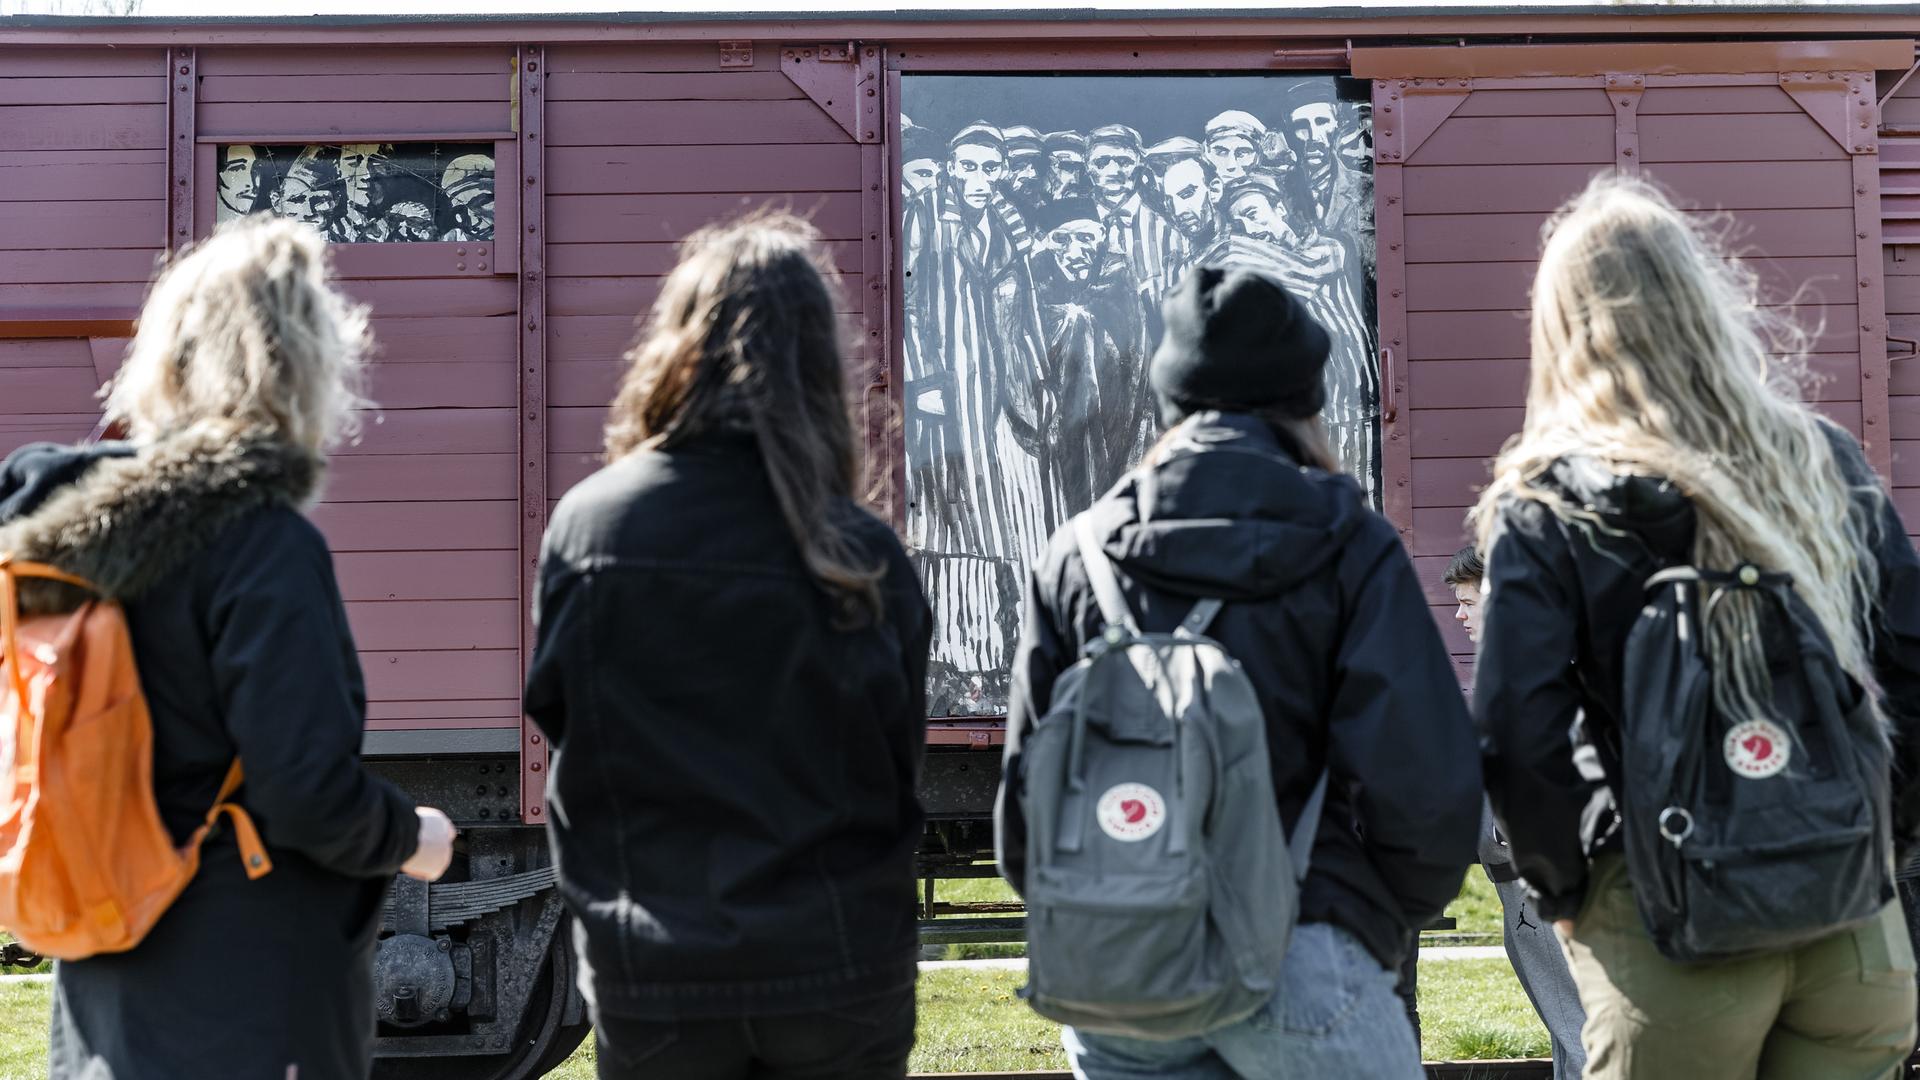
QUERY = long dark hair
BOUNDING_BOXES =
[604,211,883,624]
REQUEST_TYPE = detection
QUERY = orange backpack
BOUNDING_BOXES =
[0,555,272,961]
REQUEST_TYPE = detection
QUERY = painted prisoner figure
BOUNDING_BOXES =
[1287,83,1375,280]
[1029,197,1152,514]
[1087,124,1186,306]
[216,145,262,221]
[1043,129,1091,203]
[902,121,1054,715]
[1207,171,1376,502]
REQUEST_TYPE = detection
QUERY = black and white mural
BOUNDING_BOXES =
[215,143,495,243]
[901,75,1377,717]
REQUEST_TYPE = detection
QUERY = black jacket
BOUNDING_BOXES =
[523,435,932,1020]
[999,411,1483,971]
[0,432,419,1080]
[1474,423,1920,921]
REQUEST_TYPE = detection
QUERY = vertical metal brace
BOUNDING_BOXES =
[1371,79,1415,543]
[166,48,196,250]
[1849,66,1896,479]
[1858,149,1893,478]
[884,66,907,532]
[1607,74,1643,175]
[857,46,893,518]
[516,44,551,825]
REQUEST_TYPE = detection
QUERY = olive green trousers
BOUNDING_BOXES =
[1564,854,1918,1080]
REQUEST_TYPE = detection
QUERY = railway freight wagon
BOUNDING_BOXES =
[4,5,1920,1075]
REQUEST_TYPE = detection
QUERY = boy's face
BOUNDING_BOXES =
[1453,580,1485,644]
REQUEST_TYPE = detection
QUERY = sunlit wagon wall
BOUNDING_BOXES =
[0,47,167,453]
[1367,40,1903,685]
[539,43,872,513]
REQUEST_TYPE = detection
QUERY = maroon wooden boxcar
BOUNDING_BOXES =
[3,7,1919,1076]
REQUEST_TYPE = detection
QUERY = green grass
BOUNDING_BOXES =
[0,981,50,1080]
[932,869,1509,955]
[911,969,1071,1073]
[0,880,1546,1078]
[1417,959,1552,1061]
[1447,870,1506,940]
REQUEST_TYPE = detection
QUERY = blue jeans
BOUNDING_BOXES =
[1062,922,1423,1080]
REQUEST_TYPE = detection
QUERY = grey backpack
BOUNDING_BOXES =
[1010,512,1327,1039]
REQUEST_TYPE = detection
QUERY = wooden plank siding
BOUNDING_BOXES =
[0,47,526,730]
[186,47,522,726]
[541,43,865,515]
[1390,74,1878,683]
[0,51,167,469]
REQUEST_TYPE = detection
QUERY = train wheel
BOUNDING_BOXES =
[373,932,590,1080]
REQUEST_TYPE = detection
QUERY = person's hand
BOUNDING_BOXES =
[1554,918,1574,938]
[401,807,456,881]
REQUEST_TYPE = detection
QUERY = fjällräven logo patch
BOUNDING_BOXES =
[1723,718,1791,779]
[1097,783,1167,842]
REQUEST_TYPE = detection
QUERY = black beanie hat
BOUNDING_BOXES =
[1148,264,1331,425]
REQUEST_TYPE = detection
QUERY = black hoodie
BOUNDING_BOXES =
[998,411,1484,971]
[1474,423,1920,921]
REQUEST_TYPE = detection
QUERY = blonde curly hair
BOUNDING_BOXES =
[105,215,369,453]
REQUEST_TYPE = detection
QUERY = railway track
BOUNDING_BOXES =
[915,1055,1920,1079]
[913,1064,1556,1080]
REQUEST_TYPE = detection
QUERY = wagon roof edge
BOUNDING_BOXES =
[10,4,1920,47]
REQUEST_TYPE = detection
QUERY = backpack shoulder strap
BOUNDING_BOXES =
[191,760,273,880]
[1073,513,1140,636]
[1289,770,1331,883]
[1177,599,1224,638]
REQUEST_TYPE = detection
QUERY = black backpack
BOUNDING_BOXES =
[1619,562,1894,963]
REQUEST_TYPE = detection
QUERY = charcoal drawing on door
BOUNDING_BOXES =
[901,74,1378,716]
[216,143,495,243]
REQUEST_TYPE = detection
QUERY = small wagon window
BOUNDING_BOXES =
[214,142,496,244]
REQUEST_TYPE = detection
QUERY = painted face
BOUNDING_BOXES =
[903,157,940,196]
[1046,218,1103,282]
[384,201,437,243]
[1290,103,1338,172]
[1227,190,1291,245]
[1339,106,1373,169]
[274,173,337,227]
[449,184,494,240]
[1206,134,1258,184]
[1158,158,1218,239]
[1008,150,1044,197]
[217,146,259,215]
[1453,580,1485,644]
[947,143,1005,210]
[338,143,382,210]
[1049,149,1088,199]
[1087,141,1138,202]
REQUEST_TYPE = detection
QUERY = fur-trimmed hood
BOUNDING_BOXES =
[0,427,321,616]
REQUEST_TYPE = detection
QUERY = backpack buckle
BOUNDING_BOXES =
[1085,624,1129,659]
[1658,806,1695,848]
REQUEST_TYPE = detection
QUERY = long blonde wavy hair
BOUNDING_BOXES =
[1471,176,1884,723]
[105,215,369,453]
